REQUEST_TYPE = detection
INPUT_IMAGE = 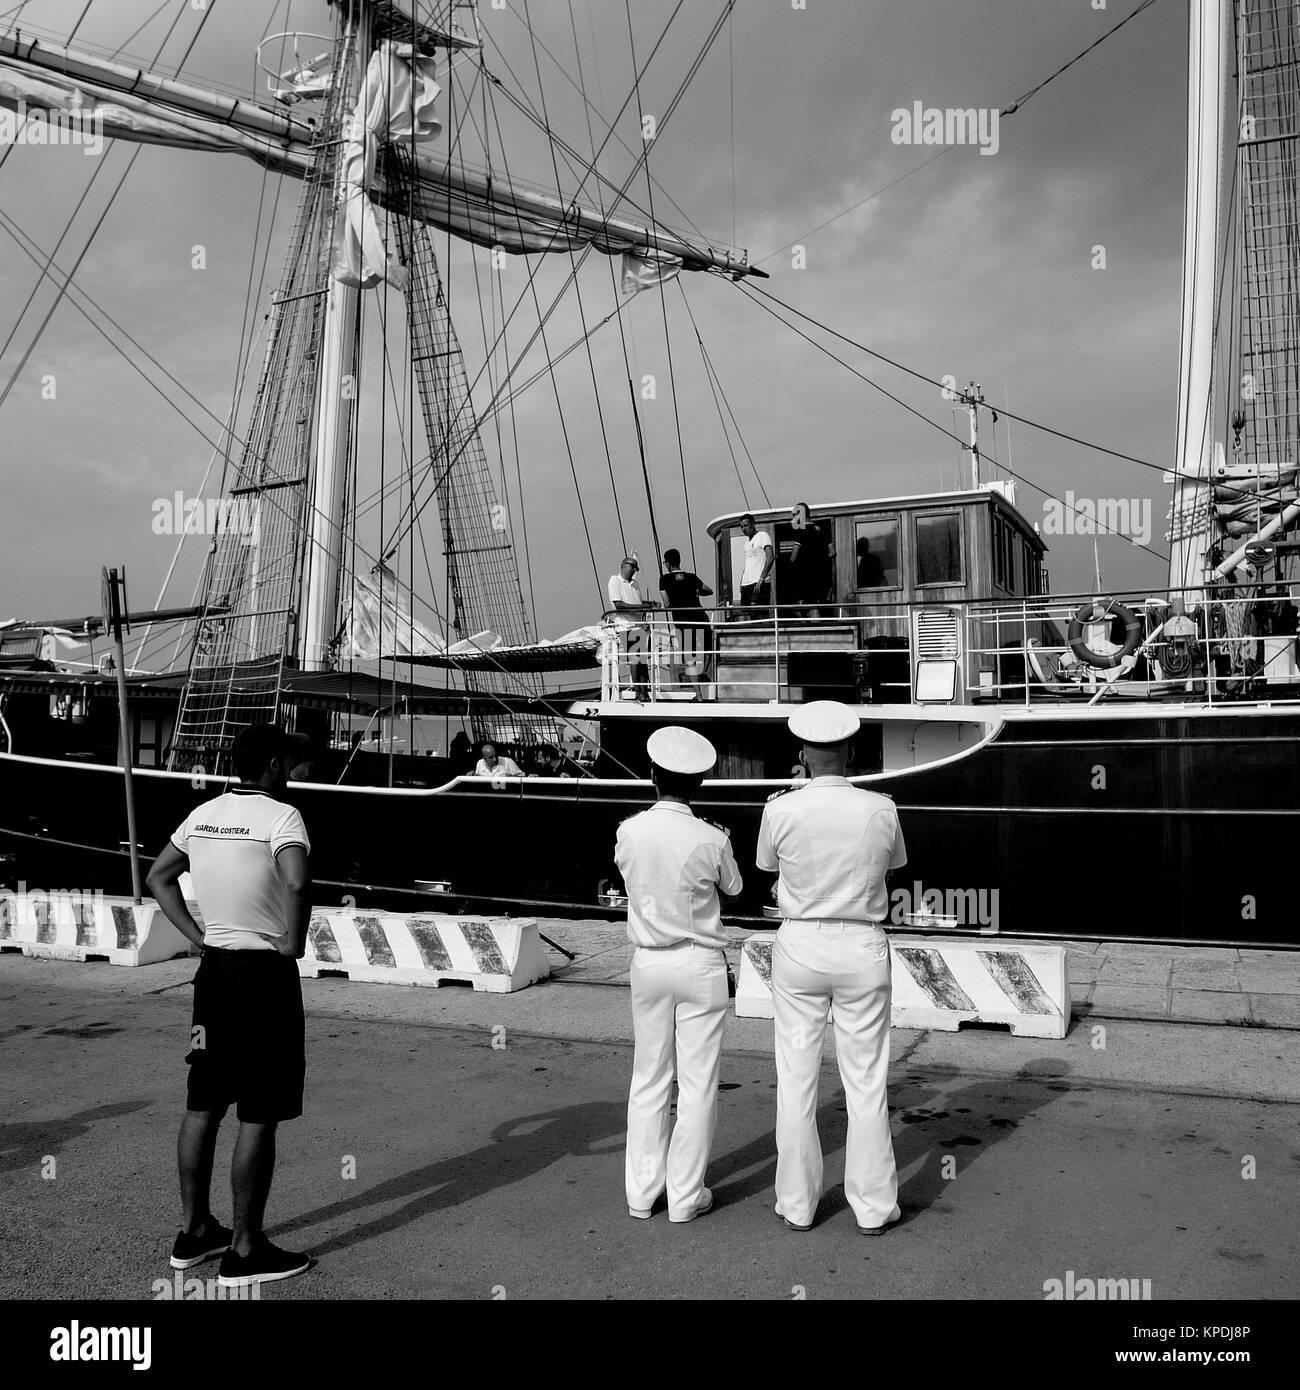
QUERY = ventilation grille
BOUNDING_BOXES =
[915,609,960,660]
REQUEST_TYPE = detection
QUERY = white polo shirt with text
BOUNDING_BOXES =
[171,786,310,950]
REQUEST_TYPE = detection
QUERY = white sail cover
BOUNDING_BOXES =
[620,251,682,296]
[332,41,442,290]
[342,565,445,660]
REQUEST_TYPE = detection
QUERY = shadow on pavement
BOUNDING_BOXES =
[711,1056,1067,1226]
[271,1101,626,1257]
[0,1100,153,1173]
[275,1055,1068,1252]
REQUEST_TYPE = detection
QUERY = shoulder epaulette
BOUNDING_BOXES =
[699,815,731,837]
[766,784,799,802]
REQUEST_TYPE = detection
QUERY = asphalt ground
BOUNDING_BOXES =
[1,949,1298,1304]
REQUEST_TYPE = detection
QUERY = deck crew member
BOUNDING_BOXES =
[608,555,656,700]
[757,701,907,1235]
[474,742,522,777]
[616,727,742,1222]
[146,722,314,1287]
[659,547,713,689]
[739,514,774,612]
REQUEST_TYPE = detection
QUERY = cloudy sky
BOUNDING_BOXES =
[0,0,1198,657]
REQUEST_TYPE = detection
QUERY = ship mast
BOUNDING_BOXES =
[301,0,370,671]
[1168,0,1228,596]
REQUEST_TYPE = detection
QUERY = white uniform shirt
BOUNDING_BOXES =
[741,530,773,586]
[170,786,310,950]
[475,756,522,777]
[756,776,906,922]
[615,801,743,948]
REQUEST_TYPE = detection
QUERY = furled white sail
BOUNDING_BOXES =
[331,41,443,289]
[342,565,445,661]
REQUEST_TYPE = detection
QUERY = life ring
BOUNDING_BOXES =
[1068,599,1142,669]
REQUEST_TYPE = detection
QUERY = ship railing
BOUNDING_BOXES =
[598,584,1300,707]
[598,603,913,704]
[961,585,1300,706]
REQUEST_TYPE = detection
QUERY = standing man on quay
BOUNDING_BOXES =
[757,701,907,1235]
[616,727,742,1223]
[147,723,314,1288]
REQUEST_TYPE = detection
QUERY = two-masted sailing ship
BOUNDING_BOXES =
[1,1,1298,947]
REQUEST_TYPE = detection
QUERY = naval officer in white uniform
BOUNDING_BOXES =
[615,726,743,1222]
[757,701,907,1234]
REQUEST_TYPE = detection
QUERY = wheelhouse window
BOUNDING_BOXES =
[854,517,900,589]
[992,515,1007,589]
[915,512,963,586]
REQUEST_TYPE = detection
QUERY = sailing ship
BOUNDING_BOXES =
[1,0,1298,948]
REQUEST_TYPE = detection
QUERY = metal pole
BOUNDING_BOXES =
[965,382,983,490]
[107,568,144,905]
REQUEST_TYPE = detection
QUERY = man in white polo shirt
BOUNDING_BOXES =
[147,722,314,1288]
[757,701,907,1236]
[607,555,656,700]
[616,726,742,1223]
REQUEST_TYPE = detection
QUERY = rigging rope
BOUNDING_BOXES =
[755,0,1167,267]
[735,277,1171,564]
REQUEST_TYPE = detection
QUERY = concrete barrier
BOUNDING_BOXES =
[0,889,194,967]
[734,932,1069,1039]
[299,910,549,993]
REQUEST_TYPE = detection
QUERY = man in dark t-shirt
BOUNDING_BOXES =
[659,548,713,689]
[790,519,831,614]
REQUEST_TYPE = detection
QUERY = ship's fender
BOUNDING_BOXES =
[1067,599,1142,670]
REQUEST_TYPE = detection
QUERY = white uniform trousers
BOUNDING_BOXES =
[625,940,728,1218]
[771,919,900,1229]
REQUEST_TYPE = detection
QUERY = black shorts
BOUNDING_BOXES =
[186,946,305,1123]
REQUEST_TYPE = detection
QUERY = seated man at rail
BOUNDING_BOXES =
[474,742,522,777]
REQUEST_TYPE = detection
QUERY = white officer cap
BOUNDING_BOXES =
[788,699,860,746]
[646,725,717,775]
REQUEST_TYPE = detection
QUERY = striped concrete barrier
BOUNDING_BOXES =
[299,909,549,993]
[0,888,194,967]
[734,932,1069,1039]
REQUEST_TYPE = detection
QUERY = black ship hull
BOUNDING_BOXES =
[1,706,1297,948]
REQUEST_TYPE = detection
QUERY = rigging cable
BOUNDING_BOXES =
[734,278,1170,564]
[0,0,214,413]
[624,0,708,576]
[754,0,1167,268]
[380,0,732,562]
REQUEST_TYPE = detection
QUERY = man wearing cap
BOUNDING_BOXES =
[615,726,742,1222]
[756,700,907,1235]
[607,555,656,700]
[146,722,314,1287]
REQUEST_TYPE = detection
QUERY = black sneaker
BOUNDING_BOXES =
[169,1219,233,1270]
[218,1239,311,1287]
